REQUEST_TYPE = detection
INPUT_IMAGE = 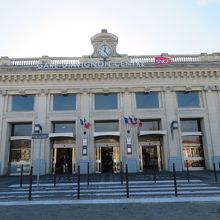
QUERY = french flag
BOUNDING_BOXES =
[80,118,91,129]
[83,118,91,129]
[124,117,129,124]
[129,116,137,125]
[136,119,143,127]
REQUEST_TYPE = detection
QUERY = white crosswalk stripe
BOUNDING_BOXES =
[0,179,220,202]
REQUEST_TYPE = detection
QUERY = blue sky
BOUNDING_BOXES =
[0,0,220,58]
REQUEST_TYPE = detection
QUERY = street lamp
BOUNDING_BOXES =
[34,124,42,187]
[34,124,42,134]
[171,121,179,134]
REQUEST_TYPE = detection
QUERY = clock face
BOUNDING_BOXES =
[98,45,112,58]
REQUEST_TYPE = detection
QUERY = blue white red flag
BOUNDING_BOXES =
[80,118,91,129]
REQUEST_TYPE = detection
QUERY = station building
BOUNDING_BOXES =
[0,29,220,175]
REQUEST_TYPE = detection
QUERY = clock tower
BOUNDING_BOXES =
[90,29,119,58]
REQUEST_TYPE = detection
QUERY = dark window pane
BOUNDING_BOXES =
[53,122,75,133]
[136,92,159,108]
[12,95,34,111]
[139,120,160,131]
[180,119,201,132]
[95,94,117,110]
[53,95,76,111]
[95,121,118,132]
[12,124,32,136]
[177,92,200,108]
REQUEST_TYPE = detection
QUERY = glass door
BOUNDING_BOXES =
[53,148,57,174]
[53,144,75,174]
[113,146,120,173]
[138,144,161,171]
[138,145,143,172]
[72,147,76,173]
[95,147,101,173]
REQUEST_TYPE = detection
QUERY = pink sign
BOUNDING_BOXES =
[155,56,172,65]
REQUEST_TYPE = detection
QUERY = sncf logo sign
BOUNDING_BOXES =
[155,56,172,65]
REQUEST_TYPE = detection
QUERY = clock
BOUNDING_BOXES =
[98,45,112,58]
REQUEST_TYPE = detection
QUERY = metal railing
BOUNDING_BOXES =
[1,53,219,69]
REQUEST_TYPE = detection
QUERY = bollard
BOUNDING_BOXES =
[186,160,190,183]
[120,161,123,184]
[172,163,178,197]
[153,163,157,183]
[20,164,23,188]
[54,171,56,187]
[77,165,80,199]
[87,162,90,186]
[28,166,33,201]
[125,164,129,198]
[213,163,218,183]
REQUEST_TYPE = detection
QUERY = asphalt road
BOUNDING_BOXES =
[1,202,220,220]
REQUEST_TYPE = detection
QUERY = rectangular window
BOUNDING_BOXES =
[95,93,117,110]
[9,123,32,163]
[53,94,76,111]
[180,119,201,132]
[12,95,34,111]
[182,136,205,169]
[95,121,119,132]
[136,92,159,109]
[11,123,32,136]
[139,120,160,131]
[177,91,200,108]
[53,122,75,133]
[9,140,31,162]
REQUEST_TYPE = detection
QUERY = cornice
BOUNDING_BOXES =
[0,68,220,84]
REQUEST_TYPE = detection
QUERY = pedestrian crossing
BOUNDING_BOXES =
[1,179,220,201]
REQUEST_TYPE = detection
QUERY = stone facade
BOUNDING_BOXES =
[0,30,220,175]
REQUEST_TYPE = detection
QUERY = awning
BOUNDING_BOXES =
[94,131,120,137]
[181,132,202,136]
[138,130,167,136]
[49,133,75,138]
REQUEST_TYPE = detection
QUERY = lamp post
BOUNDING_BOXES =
[171,121,179,134]
[34,124,42,188]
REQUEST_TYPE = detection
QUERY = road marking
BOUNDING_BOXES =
[1,197,220,206]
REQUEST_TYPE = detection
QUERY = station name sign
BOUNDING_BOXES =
[32,133,49,139]
[37,57,172,70]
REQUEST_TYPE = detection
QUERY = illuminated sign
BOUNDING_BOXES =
[155,56,172,65]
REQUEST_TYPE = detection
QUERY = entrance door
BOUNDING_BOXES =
[138,144,161,172]
[101,147,113,172]
[53,144,76,174]
[113,146,120,173]
[95,147,101,173]
[95,146,120,173]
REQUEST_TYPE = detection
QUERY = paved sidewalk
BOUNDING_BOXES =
[0,202,220,220]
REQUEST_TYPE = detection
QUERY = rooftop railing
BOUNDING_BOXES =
[0,53,220,68]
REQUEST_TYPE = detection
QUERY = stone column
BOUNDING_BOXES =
[32,92,48,175]
[0,93,5,174]
[205,90,220,170]
[122,91,137,172]
[77,91,91,174]
[163,89,182,171]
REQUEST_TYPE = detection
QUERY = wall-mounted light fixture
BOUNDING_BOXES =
[34,124,42,134]
[171,121,178,133]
